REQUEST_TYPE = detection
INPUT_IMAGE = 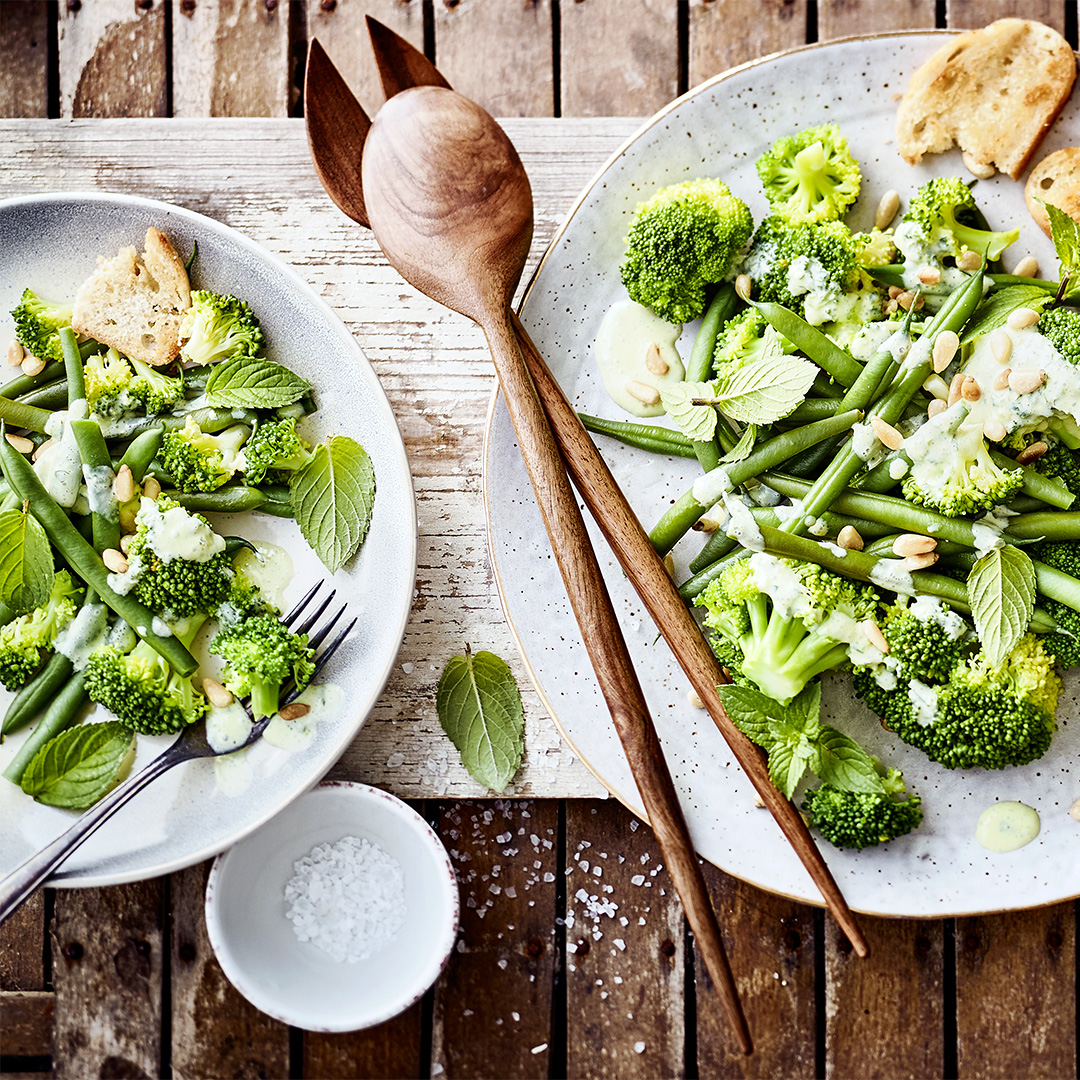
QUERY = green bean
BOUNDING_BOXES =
[2,672,89,785]
[59,327,85,405]
[852,452,905,494]
[782,399,840,425]
[686,285,741,468]
[16,379,68,410]
[648,409,863,555]
[2,651,74,736]
[1007,511,1080,542]
[71,419,120,553]
[863,265,907,289]
[0,430,197,675]
[578,413,697,458]
[118,427,165,483]
[688,530,739,575]
[165,484,295,518]
[98,407,259,441]
[947,550,1080,619]
[679,549,750,600]
[752,300,863,387]
[987,450,1075,509]
[1,360,65,399]
[0,396,51,434]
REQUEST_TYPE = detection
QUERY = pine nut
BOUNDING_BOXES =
[956,249,982,272]
[735,274,752,302]
[20,354,45,377]
[143,475,161,500]
[4,433,33,454]
[1007,307,1040,330]
[990,329,1013,364]
[918,267,942,286]
[753,791,767,809]
[901,552,939,571]
[861,619,890,654]
[662,553,675,578]
[7,339,24,367]
[102,548,129,574]
[687,689,705,709]
[837,525,864,551]
[120,533,134,554]
[892,533,937,557]
[625,380,660,407]
[961,376,981,402]
[983,417,1007,442]
[1070,798,1080,823]
[947,372,966,406]
[1008,369,1047,395]
[279,702,311,722]
[885,298,899,315]
[694,517,720,533]
[993,367,1012,391]
[875,189,900,230]
[897,290,924,312]
[888,285,903,300]
[870,416,904,450]
[119,504,139,533]
[927,398,947,418]
[932,330,959,373]
[1012,256,1039,279]
[644,342,669,376]
[923,373,950,399]
[1016,441,1049,465]
[113,464,135,503]
[31,438,53,462]
[962,151,995,179]
[203,678,234,709]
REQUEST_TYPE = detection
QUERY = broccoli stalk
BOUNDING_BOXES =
[903,177,1019,261]
[158,417,250,493]
[0,571,83,690]
[802,765,923,849]
[178,291,264,367]
[11,289,74,363]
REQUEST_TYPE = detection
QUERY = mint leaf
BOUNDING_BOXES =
[1044,201,1080,278]
[968,545,1036,667]
[961,285,1053,345]
[660,381,718,442]
[721,423,757,464]
[21,722,134,809]
[291,436,376,573]
[436,645,524,792]
[717,684,781,749]
[813,726,884,794]
[709,348,816,424]
[205,356,310,408]
[0,505,54,613]
[767,738,813,800]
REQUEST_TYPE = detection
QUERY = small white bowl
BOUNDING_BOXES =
[205,781,459,1032]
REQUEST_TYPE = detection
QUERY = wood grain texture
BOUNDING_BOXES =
[172,0,293,117]
[0,889,45,991]
[431,800,559,1078]
[818,0,936,38]
[955,904,1077,1079]
[50,882,164,1080]
[0,0,49,119]
[433,0,554,117]
[170,861,289,1080]
[564,800,686,1080]
[58,0,167,118]
[946,0,1068,34]
[688,0,807,88]
[0,990,54,1057]
[560,0,678,117]
[694,870,817,1079]
[824,914,944,1080]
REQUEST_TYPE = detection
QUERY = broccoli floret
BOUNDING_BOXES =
[901,401,1024,516]
[1001,430,1080,499]
[214,570,277,629]
[1039,306,1080,364]
[855,229,897,268]
[903,177,1018,262]
[209,613,315,720]
[755,124,861,226]
[695,553,881,705]
[158,417,249,493]
[1039,599,1080,669]
[84,616,208,736]
[83,350,134,415]
[619,178,753,325]
[240,417,312,485]
[178,290,264,367]
[802,766,923,849]
[712,308,797,375]
[1031,539,1080,581]
[0,572,82,690]
[125,496,235,619]
[127,355,184,414]
[10,289,73,363]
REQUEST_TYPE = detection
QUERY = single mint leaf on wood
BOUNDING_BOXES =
[291,436,376,573]
[21,721,134,809]
[968,545,1036,668]
[812,726,884,794]
[660,381,718,443]
[205,356,311,408]
[709,349,816,424]
[0,505,54,613]
[436,646,524,792]
[961,285,1052,345]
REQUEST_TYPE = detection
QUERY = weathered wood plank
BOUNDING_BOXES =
[430,800,559,1078]
[824,914,944,1079]
[170,861,290,1080]
[0,989,54,1057]
[58,0,167,118]
[560,0,678,117]
[0,0,50,119]
[303,1006,425,1079]
[688,0,807,88]
[955,904,1077,1079]
[306,0,424,120]
[0,889,45,991]
[564,799,685,1080]
[50,882,164,1080]
[945,0,1067,34]
[172,0,292,117]
[818,0,936,39]
[695,871,817,1078]
[433,0,554,117]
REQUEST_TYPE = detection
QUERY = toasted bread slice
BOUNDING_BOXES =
[1026,147,1080,236]
[72,227,191,367]
[896,19,1076,180]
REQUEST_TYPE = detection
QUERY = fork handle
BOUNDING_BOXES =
[0,745,180,924]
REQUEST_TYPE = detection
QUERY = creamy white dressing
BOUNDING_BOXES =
[54,602,109,669]
[850,421,881,463]
[107,553,142,596]
[889,457,910,480]
[892,220,971,306]
[691,466,734,511]
[233,543,294,612]
[819,540,847,558]
[206,701,254,753]
[807,516,829,537]
[593,300,685,417]
[976,801,1040,853]
[722,493,764,551]
[151,616,173,638]
[971,522,1005,558]
[908,679,939,727]
[908,595,968,640]
[135,496,225,563]
[869,560,915,594]
[83,464,118,519]
[34,424,83,507]
[848,320,901,362]
[263,683,344,751]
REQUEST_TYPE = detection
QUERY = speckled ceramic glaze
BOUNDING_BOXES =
[205,781,458,1032]
[0,193,416,888]
[486,33,1080,917]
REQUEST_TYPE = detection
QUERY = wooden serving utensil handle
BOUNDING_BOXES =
[481,310,753,1055]
[509,311,869,959]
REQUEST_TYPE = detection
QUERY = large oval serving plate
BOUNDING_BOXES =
[0,193,416,887]
[486,33,1080,917]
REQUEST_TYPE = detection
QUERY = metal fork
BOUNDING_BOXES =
[0,581,355,924]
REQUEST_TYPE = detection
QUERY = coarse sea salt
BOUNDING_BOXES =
[284,835,406,963]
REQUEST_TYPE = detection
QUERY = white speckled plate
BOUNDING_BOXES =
[0,192,416,888]
[486,33,1080,917]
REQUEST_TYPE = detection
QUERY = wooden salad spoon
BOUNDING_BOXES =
[356,83,751,1052]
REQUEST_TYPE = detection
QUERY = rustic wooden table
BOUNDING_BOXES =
[2,2,1080,1078]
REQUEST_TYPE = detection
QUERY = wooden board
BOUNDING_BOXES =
[0,0,50,119]
[688,0,808,86]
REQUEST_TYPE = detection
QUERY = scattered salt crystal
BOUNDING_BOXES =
[504,886,517,899]
[631,874,645,886]
[463,1009,474,1017]
[531,1044,547,1055]
[634,1041,645,1054]
[386,752,405,768]
[542,872,555,883]
[592,866,603,878]
[614,939,626,951]
[498,958,508,969]
[512,1012,520,1022]
[614,976,623,984]
[496,831,512,843]
[629,821,639,832]
[401,662,414,674]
